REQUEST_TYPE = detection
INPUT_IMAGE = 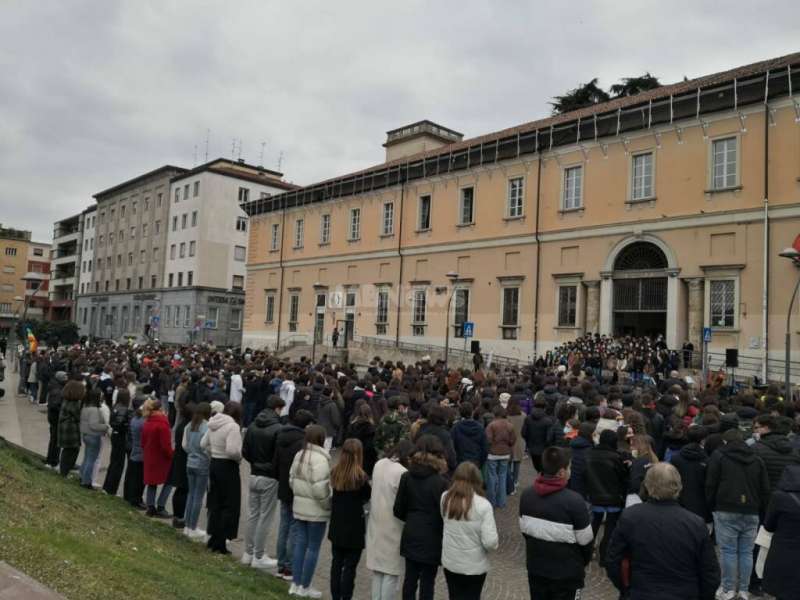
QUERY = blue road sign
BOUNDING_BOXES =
[463,321,475,338]
[703,327,712,343]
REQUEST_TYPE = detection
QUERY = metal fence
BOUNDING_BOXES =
[706,351,800,384]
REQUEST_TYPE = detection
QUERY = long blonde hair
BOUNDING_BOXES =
[631,434,659,464]
[331,438,367,491]
[442,462,484,520]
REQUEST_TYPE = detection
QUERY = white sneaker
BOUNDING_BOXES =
[240,552,253,566]
[288,584,301,596]
[737,593,749,600]
[301,587,322,599]
[182,527,191,537]
[716,591,736,600]
[252,555,278,569]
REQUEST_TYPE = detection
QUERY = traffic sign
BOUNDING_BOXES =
[703,327,712,343]
[463,321,474,338]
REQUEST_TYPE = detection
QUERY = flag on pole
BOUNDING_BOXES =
[26,327,38,353]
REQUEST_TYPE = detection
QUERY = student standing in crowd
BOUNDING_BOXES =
[585,429,628,565]
[393,435,449,600]
[440,462,498,600]
[57,378,84,477]
[169,404,191,528]
[762,464,800,600]
[141,398,174,517]
[367,440,414,600]
[45,371,67,468]
[124,397,146,508]
[485,406,517,509]
[78,388,108,489]
[328,439,371,600]
[241,395,285,569]
[202,402,243,554]
[289,424,331,598]
[103,388,132,495]
[182,401,211,539]
[520,446,594,600]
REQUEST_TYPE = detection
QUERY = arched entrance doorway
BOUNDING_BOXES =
[612,241,668,337]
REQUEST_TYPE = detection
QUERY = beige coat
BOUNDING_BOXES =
[365,457,407,576]
[508,414,526,462]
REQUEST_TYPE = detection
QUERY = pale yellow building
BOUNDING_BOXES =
[243,52,800,381]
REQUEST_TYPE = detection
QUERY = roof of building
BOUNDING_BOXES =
[171,157,285,182]
[244,50,800,217]
[93,165,187,200]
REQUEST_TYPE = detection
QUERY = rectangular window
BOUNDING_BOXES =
[266,295,275,323]
[631,152,654,200]
[270,223,280,251]
[3,247,16,256]
[558,285,578,327]
[376,289,389,335]
[140,250,145,264]
[33,247,43,256]
[155,220,161,234]
[232,275,244,290]
[172,216,177,231]
[170,244,176,260]
[115,279,120,291]
[181,214,187,229]
[127,252,133,265]
[234,245,246,261]
[502,287,520,340]
[320,214,331,244]
[142,223,148,237]
[349,208,361,240]
[238,187,249,204]
[168,273,174,287]
[138,276,143,289]
[183,184,189,199]
[412,289,427,337]
[235,216,247,232]
[164,305,171,326]
[184,305,190,327]
[174,306,181,327]
[120,205,126,218]
[288,294,300,332]
[152,247,159,261]
[507,177,524,217]
[712,137,738,190]
[418,195,431,230]
[187,271,193,286]
[132,200,137,214]
[346,291,356,307]
[710,279,736,328]
[174,188,180,203]
[382,202,394,236]
[454,288,469,337]
[130,226,135,238]
[151,275,157,288]
[144,197,149,212]
[193,182,199,197]
[189,241,196,257]
[157,193,162,207]
[294,219,304,248]
[207,306,219,329]
[230,308,242,330]
[192,211,198,227]
[459,187,474,225]
[179,242,186,258]
[563,166,583,210]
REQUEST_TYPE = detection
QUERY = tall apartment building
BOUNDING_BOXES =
[242,51,800,380]
[75,159,296,346]
[49,212,82,321]
[77,205,97,297]
[0,226,50,338]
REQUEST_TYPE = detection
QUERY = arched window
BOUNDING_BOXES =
[613,242,668,271]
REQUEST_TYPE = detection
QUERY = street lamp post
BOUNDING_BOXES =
[779,247,800,403]
[443,271,459,371]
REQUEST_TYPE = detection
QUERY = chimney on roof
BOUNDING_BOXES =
[383,120,463,162]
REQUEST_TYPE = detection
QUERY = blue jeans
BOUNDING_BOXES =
[277,501,296,570]
[146,483,173,510]
[714,511,759,593]
[291,519,327,588]
[185,467,208,530]
[486,458,509,508]
[80,434,102,486]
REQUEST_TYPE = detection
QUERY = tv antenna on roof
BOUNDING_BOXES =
[237,139,243,161]
[204,129,210,162]
[277,150,284,172]
[259,141,266,166]
[193,145,198,166]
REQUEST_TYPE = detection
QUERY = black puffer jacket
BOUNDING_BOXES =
[393,459,448,565]
[522,408,553,457]
[347,419,379,477]
[670,443,711,522]
[753,432,800,498]
[451,418,487,467]
[606,500,720,600]
[417,423,457,473]
[567,436,593,499]
[273,424,306,503]
[243,408,282,478]
[763,465,800,600]
[706,441,770,515]
[585,445,628,507]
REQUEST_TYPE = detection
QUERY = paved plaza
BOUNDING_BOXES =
[0,368,620,599]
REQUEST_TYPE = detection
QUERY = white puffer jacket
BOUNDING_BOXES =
[440,492,499,575]
[289,444,331,522]
[200,413,242,462]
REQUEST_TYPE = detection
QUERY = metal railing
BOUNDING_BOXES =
[706,351,800,383]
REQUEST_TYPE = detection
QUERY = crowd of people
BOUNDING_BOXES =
[3,331,800,600]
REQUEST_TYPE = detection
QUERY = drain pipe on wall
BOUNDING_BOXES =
[275,203,287,351]
[394,172,406,348]
[762,102,770,382]
[532,154,543,359]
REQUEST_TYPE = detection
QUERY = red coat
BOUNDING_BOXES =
[141,412,174,485]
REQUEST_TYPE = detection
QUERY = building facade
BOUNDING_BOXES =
[243,52,800,381]
[0,227,50,338]
[75,159,296,346]
[49,212,82,321]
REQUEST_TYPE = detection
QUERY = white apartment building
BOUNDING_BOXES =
[77,205,96,296]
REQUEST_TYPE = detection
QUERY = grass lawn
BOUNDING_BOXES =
[0,440,289,599]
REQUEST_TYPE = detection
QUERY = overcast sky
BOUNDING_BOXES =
[1,1,797,242]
